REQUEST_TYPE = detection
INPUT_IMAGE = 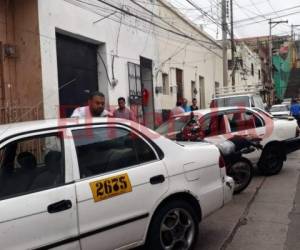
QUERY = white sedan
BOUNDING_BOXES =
[156,107,300,176]
[0,118,233,250]
[270,104,290,117]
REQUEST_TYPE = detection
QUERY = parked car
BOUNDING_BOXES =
[282,98,292,109]
[0,118,234,250]
[210,94,266,111]
[270,104,290,117]
[156,107,300,176]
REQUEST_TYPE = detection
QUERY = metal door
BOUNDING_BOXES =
[56,33,99,118]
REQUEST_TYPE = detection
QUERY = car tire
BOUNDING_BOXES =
[258,146,284,176]
[228,158,253,194]
[145,200,199,250]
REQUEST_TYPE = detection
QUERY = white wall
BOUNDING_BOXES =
[228,43,262,88]
[38,0,158,118]
[155,0,223,110]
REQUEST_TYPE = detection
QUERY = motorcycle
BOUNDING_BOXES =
[178,113,263,194]
[217,136,262,194]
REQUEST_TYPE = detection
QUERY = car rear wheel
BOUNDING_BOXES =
[145,200,199,250]
[228,158,253,194]
[258,146,284,176]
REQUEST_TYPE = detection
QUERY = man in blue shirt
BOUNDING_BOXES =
[182,98,191,112]
[290,98,300,126]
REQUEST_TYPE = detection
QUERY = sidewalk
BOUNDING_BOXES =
[196,151,300,250]
[285,157,300,250]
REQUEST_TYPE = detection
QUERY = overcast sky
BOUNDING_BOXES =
[169,0,300,39]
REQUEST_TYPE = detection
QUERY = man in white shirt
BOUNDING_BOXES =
[71,91,111,118]
[171,100,185,117]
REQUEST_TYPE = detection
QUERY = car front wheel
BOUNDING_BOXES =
[146,200,199,250]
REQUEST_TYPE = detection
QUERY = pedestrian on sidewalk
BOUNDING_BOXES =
[182,98,191,112]
[190,98,199,111]
[113,97,135,121]
[290,98,300,126]
[71,91,111,118]
[171,100,185,117]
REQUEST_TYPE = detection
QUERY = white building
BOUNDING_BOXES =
[222,42,262,95]
[155,0,223,114]
[37,0,224,127]
[38,0,160,128]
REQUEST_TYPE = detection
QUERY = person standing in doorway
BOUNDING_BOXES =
[71,91,111,118]
[190,98,199,111]
[113,97,135,121]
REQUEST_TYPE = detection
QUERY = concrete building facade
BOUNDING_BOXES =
[1,0,224,127]
[225,42,262,95]
[155,0,223,115]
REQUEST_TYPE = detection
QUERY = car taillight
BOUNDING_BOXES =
[219,155,226,168]
[296,126,300,137]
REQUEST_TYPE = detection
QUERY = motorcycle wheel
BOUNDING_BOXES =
[228,158,253,194]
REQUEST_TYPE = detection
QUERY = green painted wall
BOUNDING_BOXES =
[273,49,292,100]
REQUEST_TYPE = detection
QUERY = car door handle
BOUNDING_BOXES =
[150,175,165,185]
[47,200,72,214]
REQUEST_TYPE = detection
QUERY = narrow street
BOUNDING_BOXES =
[196,151,300,250]
[1,1,300,249]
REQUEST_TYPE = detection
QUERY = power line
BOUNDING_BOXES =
[236,10,300,28]
[234,4,300,24]
[184,0,222,28]
[91,0,222,57]
[267,0,280,19]
[69,0,219,47]
[130,0,221,47]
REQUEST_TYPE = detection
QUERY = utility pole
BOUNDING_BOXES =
[291,25,300,40]
[230,0,235,87]
[268,19,288,93]
[222,0,228,87]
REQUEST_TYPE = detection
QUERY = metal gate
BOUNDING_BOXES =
[56,33,99,118]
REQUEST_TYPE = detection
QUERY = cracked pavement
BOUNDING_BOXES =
[196,151,300,250]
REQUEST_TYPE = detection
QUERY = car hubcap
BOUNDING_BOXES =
[160,208,195,250]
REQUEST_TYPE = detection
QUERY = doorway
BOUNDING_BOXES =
[56,33,99,118]
[176,69,183,101]
[199,76,205,108]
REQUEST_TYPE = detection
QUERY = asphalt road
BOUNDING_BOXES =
[196,151,300,250]
[134,151,300,250]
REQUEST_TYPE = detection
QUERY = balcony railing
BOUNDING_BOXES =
[215,83,264,97]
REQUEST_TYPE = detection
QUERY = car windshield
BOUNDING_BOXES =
[270,106,289,112]
[156,115,191,138]
[211,96,249,108]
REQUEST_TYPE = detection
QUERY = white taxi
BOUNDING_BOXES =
[0,118,234,250]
